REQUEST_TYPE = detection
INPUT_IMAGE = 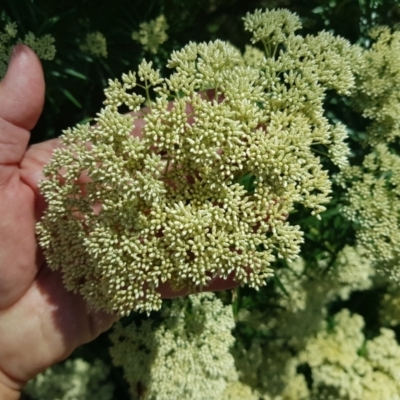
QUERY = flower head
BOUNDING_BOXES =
[132,15,169,54]
[37,9,357,315]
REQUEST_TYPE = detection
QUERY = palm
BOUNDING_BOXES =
[0,46,116,392]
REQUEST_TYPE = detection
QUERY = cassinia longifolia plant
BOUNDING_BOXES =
[109,293,237,400]
[37,9,360,315]
[339,26,400,281]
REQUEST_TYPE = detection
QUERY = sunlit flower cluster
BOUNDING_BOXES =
[262,246,373,349]
[221,381,259,400]
[341,144,400,280]
[297,309,400,399]
[341,26,400,282]
[109,293,237,400]
[228,245,376,399]
[352,26,400,145]
[235,306,400,399]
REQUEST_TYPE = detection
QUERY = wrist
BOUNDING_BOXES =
[0,381,20,400]
[0,371,23,400]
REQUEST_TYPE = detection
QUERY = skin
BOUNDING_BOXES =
[0,45,236,399]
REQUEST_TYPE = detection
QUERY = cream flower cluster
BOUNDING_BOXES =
[232,339,310,400]
[341,144,400,280]
[24,358,113,400]
[262,246,373,349]
[80,32,108,58]
[342,26,400,281]
[37,9,358,315]
[132,14,168,54]
[298,309,400,400]
[232,245,377,399]
[235,308,400,399]
[109,293,237,400]
[352,26,400,145]
[379,284,400,327]
[221,381,259,400]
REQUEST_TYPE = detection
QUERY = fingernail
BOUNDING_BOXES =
[6,46,18,72]
[2,45,23,80]
[10,44,23,61]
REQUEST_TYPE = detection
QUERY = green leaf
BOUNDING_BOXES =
[61,88,82,108]
[65,68,87,80]
[78,116,93,125]
[274,275,290,297]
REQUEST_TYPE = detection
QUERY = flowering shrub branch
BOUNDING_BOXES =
[37,9,359,315]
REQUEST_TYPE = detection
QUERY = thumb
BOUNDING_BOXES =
[0,44,45,131]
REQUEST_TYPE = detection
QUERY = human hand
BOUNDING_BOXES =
[0,45,118,399]
[0,45,236,399]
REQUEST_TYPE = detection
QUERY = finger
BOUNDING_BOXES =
[0,267,117,387]
[20,138,60,192]
[0,45,45,131]
[0,45,45,184]
[158,272,238,299]
[19,138,61,220]
[0,46,45,308]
